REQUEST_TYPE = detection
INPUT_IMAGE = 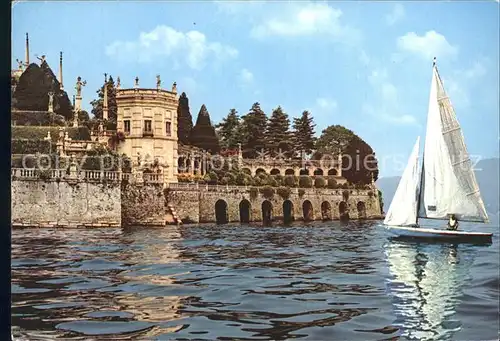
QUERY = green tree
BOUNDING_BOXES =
[314,124,378,185]
[216,108,243,149]
[177,92,193,145]
[189,104,221,153]
[240,102,267,158]
[292,110,316,156]
[90,75,117,126]
[13,61,73,120]
[265,106,293,156]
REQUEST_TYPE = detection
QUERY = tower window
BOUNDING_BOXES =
[143,120,153,136]
[166,121,171,136]
[124,120,130,133]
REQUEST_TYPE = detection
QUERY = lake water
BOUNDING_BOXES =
[11,221,499,340]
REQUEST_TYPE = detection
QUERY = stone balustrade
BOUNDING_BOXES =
[166,182,376,197]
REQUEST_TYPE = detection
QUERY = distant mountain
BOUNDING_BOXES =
[377,158,499,219]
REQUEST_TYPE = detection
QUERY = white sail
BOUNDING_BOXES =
[418,63,489,223]
[384,137,421,226]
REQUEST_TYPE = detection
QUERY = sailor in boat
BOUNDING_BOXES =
[447,214,459,231]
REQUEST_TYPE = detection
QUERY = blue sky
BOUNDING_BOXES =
[12,1,499,176]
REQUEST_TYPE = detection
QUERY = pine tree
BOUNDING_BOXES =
[215,108,242,150]
[292,110,316,156]
[240,102,267,158]
[265,106,292,156]
[177,92,193,145]
[90,75,117,125]
[189,104,221,153]
[13,61,73,120]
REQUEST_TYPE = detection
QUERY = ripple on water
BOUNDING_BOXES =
[11,222,500,340]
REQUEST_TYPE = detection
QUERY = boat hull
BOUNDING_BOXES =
[384,225,493,244]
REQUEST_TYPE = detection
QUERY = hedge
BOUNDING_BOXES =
[11,139,52,154]
[11,110,66,126]
[11,126,91,142]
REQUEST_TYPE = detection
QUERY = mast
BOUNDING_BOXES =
[415,57,436,224]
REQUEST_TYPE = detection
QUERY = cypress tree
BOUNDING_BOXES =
[13,61,73,120]
[189,104,221,153]
[292,110,316,156]
[216,108,242,149]
[240,102,267,158]
[265,106,292,156]
[90,76,117,124]
[177,92,193,145]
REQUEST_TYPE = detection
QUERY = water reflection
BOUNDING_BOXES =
[384,241,474,341]
[11,222,498,340]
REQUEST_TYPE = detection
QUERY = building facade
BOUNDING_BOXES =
[116,78,179,182]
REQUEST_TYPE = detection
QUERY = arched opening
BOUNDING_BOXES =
[302,200,314,222]
[357,201,367,219]
[256,168,266,175]
[339,201,349,221]
[239,200,251,224]
[313,168,324,176]
[328,168,338,176]
[270,168,280,175]
[215,199,228,224]
[283,200,294,224]
[299,168,309,176]
[194,159,200,175]
[177,157,186,173]
[262,200,273,226]
[241,168,252,175]
[285,168,295,176]
[321,201,332,221]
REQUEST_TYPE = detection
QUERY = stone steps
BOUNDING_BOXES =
[166,203,181,225]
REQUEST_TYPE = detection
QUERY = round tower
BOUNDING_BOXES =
[115,76,179,183]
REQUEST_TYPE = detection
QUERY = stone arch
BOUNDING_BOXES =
[357,201,367,219]
[321,201,332,221]
[302,200,314,222]
[313,168,324,176]
[239,199,251,223]
[215,199,228,224]
[328,168,338,176]
[270,168,281,175]
[299,168,309,176]
[256,168,266,175]
[262,200,273,225]
[285,168,295,176]
[241,168,252,175]
[283,200,294,224]
[339,201,349,221]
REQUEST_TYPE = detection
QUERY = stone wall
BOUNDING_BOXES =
[11,179,121,227]
[121,183,165,226]
[11,175,383,228]
[166,187,382,224]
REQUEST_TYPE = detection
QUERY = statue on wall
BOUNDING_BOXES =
[47,92,54,112]
[36,54,46,64]
[135,76,139,87]
[156,75,161,89]
[116,76,121,89]
[16,59,24,70]
[75,76,87,97]
[172,82,177,93]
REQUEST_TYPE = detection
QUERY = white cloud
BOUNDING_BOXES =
[364,68,417,125]
[444,59,489,108]
[316,97,338,111]
[250,2,361,44]
[105,25,238,70]
[386,4,405,26]
[397,30,458,61]
[239,68,254,84]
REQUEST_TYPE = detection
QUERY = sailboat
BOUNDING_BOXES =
[383,58,493,243]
